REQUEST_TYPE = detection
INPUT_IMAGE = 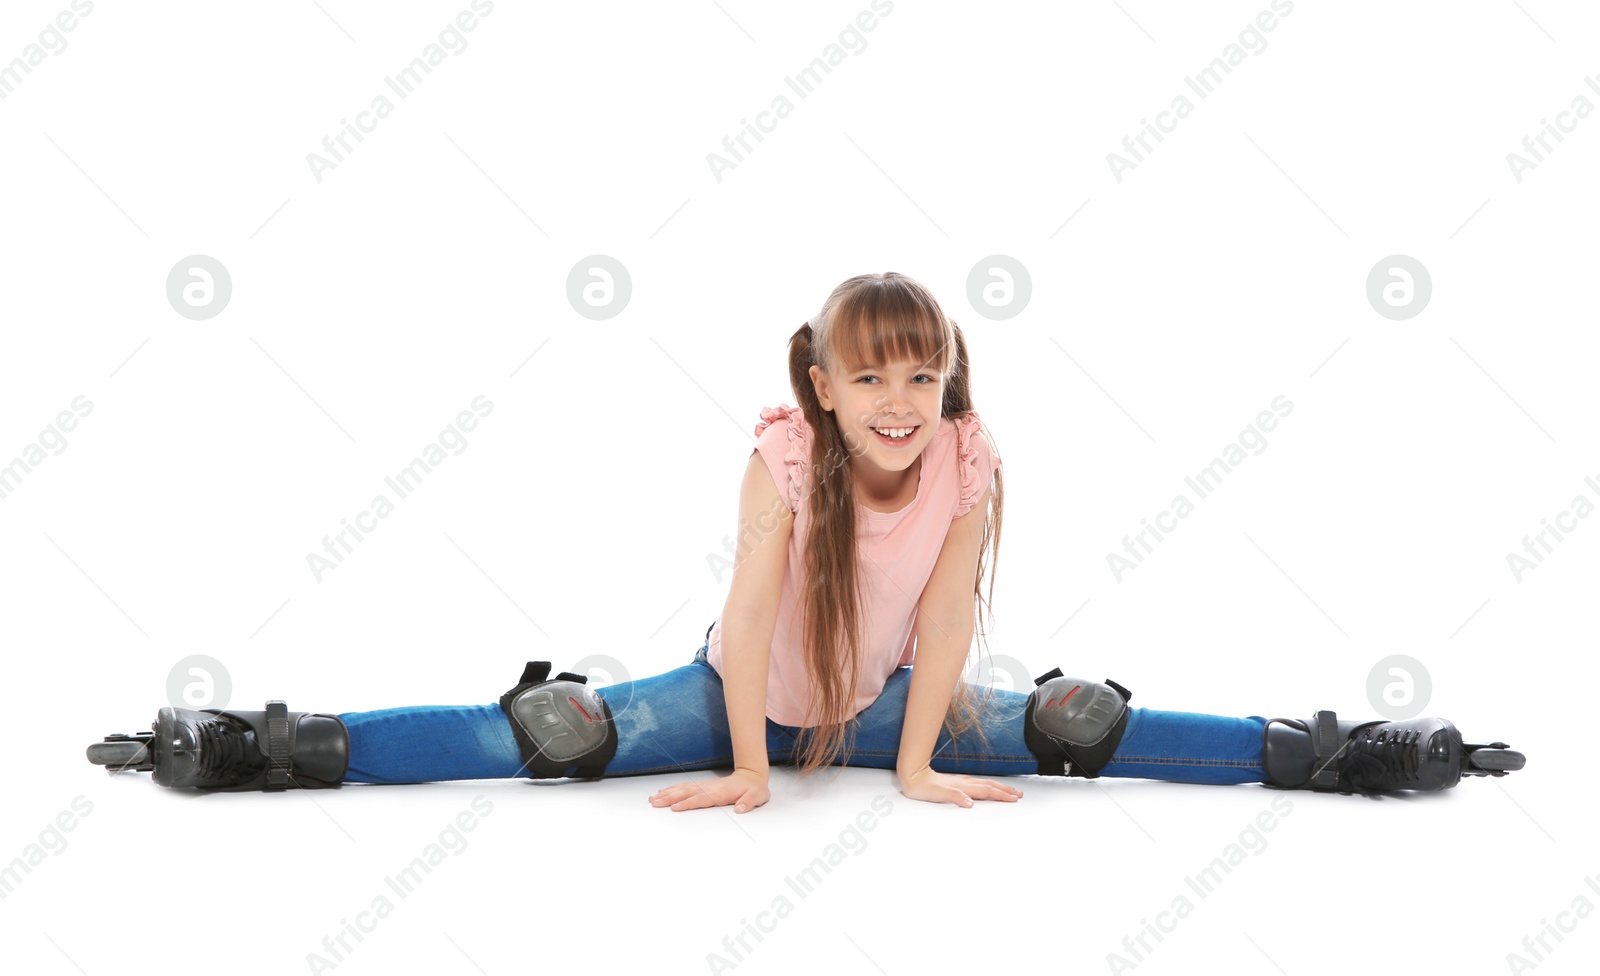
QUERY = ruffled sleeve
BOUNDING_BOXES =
[953,413,999,519]
[753,404,810,513]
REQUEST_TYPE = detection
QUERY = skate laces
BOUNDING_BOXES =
[1340,725,1421,790]
[195,718,265,781]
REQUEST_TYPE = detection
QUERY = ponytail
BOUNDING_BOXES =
[785,311,867,776]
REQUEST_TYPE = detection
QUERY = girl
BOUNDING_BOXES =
[87,272,1524,808]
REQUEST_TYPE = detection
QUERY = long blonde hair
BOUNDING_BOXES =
[784,272,1005,777]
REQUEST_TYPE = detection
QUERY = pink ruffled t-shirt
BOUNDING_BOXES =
[705,404,1002,727]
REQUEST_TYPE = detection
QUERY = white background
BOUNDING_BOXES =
[1,2,1593,974]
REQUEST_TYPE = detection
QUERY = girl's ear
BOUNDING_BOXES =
[808,364,833,412]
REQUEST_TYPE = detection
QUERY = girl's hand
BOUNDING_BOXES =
[898,766,1023,807]
[648,767,770,814]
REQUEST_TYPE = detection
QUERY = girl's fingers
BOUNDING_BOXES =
[665,786,712,811]
[974,778,1022,797]
[947,779,1020,803]
[649,785,685,806]
[650,782,728,811]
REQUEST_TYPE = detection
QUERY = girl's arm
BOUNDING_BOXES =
[897,485,1018,807]
[651,452,789,813]
[719,451,793,778]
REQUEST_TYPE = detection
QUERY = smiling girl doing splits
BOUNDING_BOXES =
[88,272,1524,809]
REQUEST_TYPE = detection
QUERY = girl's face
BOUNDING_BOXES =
[809,355,944,472]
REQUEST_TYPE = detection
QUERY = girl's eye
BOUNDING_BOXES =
[857,375,936,384]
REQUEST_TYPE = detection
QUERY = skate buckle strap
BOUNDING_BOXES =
[1310,709,1341,789]
[265,700,291,791]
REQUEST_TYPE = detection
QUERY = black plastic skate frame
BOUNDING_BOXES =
[87,731,156,773]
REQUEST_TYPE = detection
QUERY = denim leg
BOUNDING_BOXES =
[823,666,1040,776]
[342,704,524,783]
[822,666,1268,785]
[341,642,798,784]
[341,648,1270,786]
[588,646,800,777]
[1099,707,1267,785]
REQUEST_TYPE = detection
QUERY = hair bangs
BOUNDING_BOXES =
[825,282,953,378]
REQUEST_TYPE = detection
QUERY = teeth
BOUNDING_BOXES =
[874,427,914,439]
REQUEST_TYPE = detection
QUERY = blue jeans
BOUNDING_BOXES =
[340,637,1268,786]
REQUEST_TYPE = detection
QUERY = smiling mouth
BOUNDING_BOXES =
[870,425,919,444]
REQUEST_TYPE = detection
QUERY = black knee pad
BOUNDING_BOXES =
[499,661,619,779]
[1023,668,1133,778]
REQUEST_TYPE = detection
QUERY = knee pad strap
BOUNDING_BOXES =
[1023,668,1133,778]
[499,662,618,779]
